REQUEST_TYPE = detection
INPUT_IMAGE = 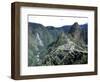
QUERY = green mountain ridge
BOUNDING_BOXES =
[28,22,88,66]
[42,31,87,65]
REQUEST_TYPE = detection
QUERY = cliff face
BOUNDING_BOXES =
[28,22,88,66]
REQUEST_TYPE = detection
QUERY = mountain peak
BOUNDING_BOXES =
[73,22,79,25]
[69,22,80,33]
[68,22,81,41]
[72,22,80,29]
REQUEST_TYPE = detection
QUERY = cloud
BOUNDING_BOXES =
[29,15,88,27]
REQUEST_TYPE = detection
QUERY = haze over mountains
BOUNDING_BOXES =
[28,22,88,66]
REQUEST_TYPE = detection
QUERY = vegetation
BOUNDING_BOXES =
[28,22,88,66]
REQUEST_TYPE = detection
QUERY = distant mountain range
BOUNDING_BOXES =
[28,22,88,66]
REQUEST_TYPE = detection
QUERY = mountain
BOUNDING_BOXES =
[28,23,55,65]
[28,22,88,66]
[69,22,81,39]
[80,24,88,44]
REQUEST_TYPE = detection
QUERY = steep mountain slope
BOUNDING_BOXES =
[28,22,88,66]
[42,30,87,65]
[28,23,54,66]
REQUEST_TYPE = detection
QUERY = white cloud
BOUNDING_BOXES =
[28,15,88,27]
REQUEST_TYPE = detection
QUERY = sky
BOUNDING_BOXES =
[28,15,88,27]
